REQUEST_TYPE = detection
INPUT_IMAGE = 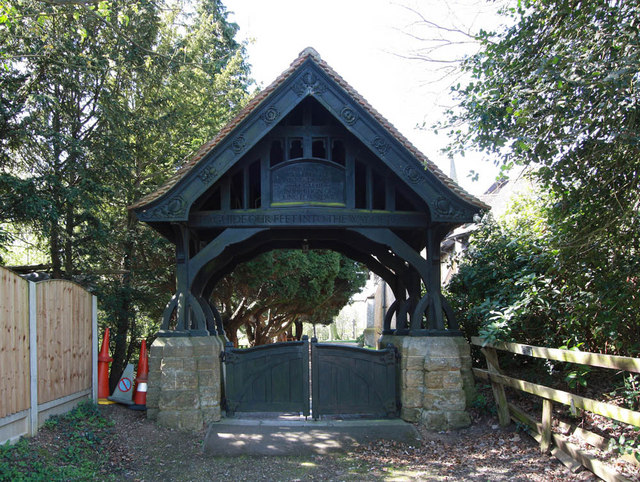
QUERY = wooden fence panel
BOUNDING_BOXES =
[36,280,92,404]
[0,268,30,418]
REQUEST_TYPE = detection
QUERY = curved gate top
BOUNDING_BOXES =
[129,47,489,338]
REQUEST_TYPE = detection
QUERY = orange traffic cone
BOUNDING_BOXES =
[130,340,148,410]
[97,328,115,405]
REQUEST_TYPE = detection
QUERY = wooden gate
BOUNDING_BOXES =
[224,337,310,416]
[223,336,399,419]
[311,340,398,419]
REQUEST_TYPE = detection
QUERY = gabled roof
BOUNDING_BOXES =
[130,47,489,213]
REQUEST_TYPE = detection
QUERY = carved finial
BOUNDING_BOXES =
[299,47,321,60]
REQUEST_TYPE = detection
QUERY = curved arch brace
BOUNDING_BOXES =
[188,227,267,287]
[196,295,217,335]
[186,292,208,334]
[195,230,409,302]
[383,300,398,332]
[440,295,460,331]
[161,293,179,331]
[350,228,446,331]
[411,293,431,330]
[192,230,413,337]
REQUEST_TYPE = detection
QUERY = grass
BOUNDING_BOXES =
[0,401,116,482]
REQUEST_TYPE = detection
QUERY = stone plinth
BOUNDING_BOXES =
[380,335,474,430]
[147,336,224,431]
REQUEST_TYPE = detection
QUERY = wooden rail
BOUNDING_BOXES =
[472,338,640,373]
[471,336,640,482]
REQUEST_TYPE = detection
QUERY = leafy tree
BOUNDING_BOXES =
[214,250,368,347]
[92,0,250,387]
[0,0,124,277]
[447,188,640,356]
[441,0,640,355]
[0,0,251,387]
[447,192,561,345]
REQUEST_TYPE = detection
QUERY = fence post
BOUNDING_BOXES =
[482,345,511,426]
[28,281,38,436]
[541,398,553,453]
[91,295,98,402]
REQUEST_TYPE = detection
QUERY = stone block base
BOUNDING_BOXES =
[381,335,474,430]
[147,336,224,430]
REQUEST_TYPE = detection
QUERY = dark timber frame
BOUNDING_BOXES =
[130,48,488,338]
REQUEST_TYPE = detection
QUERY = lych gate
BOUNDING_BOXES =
[131,48,488,430]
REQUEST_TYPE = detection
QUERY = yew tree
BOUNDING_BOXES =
[1,0,252,387]
[213,250,368,347]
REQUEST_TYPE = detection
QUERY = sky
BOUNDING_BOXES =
[223,0,508,196]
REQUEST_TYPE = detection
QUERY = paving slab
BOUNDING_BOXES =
[203,417,420,456]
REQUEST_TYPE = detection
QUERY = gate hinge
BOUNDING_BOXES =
[385,343,401,363]
[220,351,226,362]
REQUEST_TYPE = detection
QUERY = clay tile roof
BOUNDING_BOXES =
[130,47,489,211]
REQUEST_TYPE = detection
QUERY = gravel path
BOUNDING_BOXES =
[100,405,599,481]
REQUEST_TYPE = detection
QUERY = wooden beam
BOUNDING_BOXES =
[509,403,582,473]
[556,418,640,468]
[541,399,552,453]
[552,432,630,482]
[474,368,640,428]
[471,337,640,374]
[481,347,510,427]
[508,402,631,480]
[385,180,395,211]
[189,209,429,229]
[366,165,373,210]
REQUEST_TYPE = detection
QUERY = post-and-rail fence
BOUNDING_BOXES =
[472,336,640,482]
[0,267,97,445]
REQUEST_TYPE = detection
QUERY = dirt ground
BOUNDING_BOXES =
[98,404,604,481]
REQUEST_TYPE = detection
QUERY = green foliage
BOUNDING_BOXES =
[0,0,251,386]
[610,374,640,412]
[608,430,640,463]
[215,250,368,346]
[559,343,591,390]
[447,192,557,345]
[447,190,640,356]
[0,401,116,481]
[442,0,640,356]
[563,365,591,390]
[470,392,496,416]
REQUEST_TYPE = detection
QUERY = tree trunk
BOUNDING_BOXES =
[50,220,63,279]
[64,202,74,276]
[50,109,63,279]
[108,210,137,392]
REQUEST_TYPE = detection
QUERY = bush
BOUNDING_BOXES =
[0,400,115,481]
[446,191,640,356]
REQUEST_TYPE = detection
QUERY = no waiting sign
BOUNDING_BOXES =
[118,377,132,392]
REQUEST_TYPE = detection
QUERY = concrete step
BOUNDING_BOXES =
[203,417,419,456]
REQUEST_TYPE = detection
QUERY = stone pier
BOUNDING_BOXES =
[380,335,475,430]
[146,336,224,431]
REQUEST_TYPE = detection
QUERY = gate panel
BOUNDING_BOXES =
[311,341,398,419]
[224,337,309,416]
